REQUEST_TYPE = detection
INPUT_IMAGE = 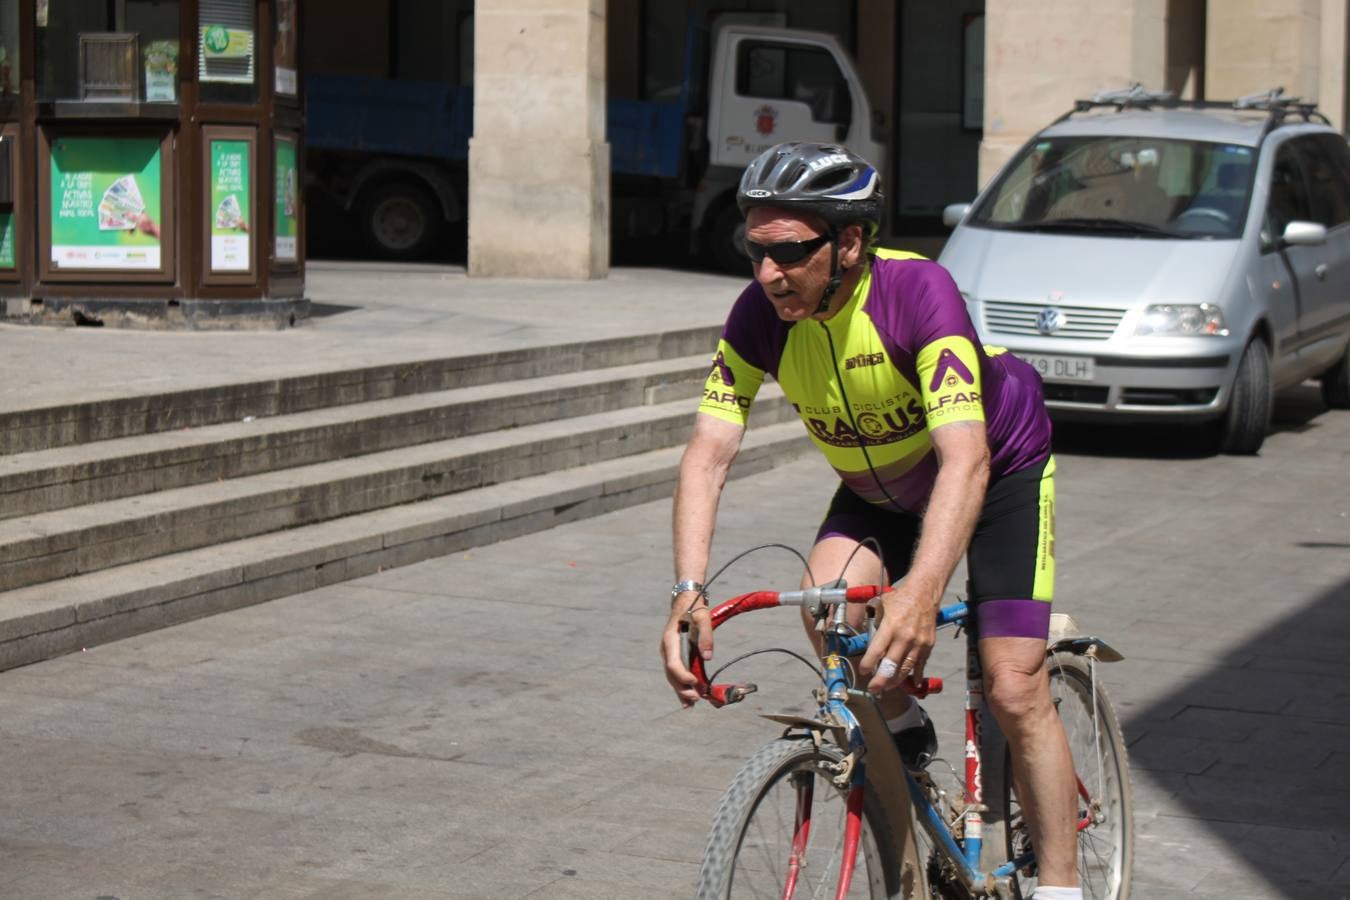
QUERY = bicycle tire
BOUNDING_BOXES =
[696,736,921,899]
[985,651,1134,900]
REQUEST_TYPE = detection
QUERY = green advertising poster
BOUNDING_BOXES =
[209,139,250,271]
[0,212,14,269]
[50,137,162,270]
[275,138,298,261]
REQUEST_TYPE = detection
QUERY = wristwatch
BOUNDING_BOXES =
[670,579,705,601]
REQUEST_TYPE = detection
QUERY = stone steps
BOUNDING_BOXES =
[0,323,816,670]
[0,389,793,593]
[0,324,722,454]
[0,420,813,670]
[0,353,713,520]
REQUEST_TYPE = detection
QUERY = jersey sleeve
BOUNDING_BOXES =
[697,339,765,426]
[696,283,781,427]
[909,264,987,429]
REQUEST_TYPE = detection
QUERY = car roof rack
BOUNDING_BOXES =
[1051,83,1333,135]
[1079,83,1177,111]
[1234,87,1332,135]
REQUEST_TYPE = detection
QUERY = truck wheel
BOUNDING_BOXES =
[1216,339,1272,455]
[707,206,751,276]
[1320,343,1350,409]
[360,181,442,260]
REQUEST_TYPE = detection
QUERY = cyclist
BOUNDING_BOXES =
[660,141,1083,899]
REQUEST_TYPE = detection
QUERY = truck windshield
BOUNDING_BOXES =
[969,136,1256,239]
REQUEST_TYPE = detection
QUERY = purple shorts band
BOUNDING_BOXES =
[815,511,920,585]
[972,598,1051,640]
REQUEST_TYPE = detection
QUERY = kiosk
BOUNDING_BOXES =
[0,0,303,328]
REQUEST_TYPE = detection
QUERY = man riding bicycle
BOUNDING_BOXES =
[660,142,1084,899]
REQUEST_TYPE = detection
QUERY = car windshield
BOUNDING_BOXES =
[969,135,1257,239]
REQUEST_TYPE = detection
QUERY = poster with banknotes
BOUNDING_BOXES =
[274,136,298,261]
[50,137,162,270]
[209,138,250,271]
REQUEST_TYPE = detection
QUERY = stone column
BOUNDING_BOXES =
[980,0,1167,187]
[469,0,609,279]
[1319,0,1349,131]
[1206,0,1322,103]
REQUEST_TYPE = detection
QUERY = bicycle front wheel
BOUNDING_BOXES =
[1003,651,1134,900]
[696,736,919,899]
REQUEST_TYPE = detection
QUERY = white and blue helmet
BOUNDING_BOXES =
[736,142,884,237]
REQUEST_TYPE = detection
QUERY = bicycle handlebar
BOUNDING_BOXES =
[681,586,945,707]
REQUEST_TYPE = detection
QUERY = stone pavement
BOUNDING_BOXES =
[0,379,1347,898]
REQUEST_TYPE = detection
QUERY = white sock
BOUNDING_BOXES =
[1031,887,1083,900]
[885,703,926,733]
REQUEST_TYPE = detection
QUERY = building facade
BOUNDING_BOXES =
[1,0,304,327]
[460,0,1349,278]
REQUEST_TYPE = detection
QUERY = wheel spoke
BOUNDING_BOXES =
[698,739,910,899]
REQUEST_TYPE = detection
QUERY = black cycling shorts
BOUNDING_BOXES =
[815,455,1055,639]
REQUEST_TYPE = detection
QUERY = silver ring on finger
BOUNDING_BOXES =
[877,657,899,679]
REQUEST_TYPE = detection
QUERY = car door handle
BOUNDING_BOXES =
[1315,263,1329,280]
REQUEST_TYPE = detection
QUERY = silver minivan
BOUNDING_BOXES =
[939,89,1350,454]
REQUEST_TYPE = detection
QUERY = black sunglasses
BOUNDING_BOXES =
[742,233,832,265]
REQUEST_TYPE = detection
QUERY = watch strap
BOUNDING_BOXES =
[670,579,705,600]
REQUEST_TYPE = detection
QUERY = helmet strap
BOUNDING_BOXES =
[816,227,844,315]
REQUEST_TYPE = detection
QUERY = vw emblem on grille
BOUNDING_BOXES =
[1037,307,1067,335]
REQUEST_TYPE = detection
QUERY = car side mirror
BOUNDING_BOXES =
[942,203,972,228]
[1281,220,1327,247]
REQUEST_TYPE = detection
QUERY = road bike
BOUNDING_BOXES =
[684,580,1132,899]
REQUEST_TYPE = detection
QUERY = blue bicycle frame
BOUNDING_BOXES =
[832,598,1014,895]
[688,586,1018,897]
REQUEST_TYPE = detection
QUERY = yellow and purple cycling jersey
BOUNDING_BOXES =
[699,249,1053,513]
[698,249,1056,638]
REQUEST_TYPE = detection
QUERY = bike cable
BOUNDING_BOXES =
[679,542,816,619]
[818,321,912,516]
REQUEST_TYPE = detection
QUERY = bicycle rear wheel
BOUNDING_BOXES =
[999,651,1134,900]
[696,736,919,899]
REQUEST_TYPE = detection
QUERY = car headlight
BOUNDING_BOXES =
[1134,303,1228,336]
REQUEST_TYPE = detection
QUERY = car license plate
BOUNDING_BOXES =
[1020,353,1095,382]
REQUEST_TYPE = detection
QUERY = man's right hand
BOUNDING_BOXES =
[661,597,714,708]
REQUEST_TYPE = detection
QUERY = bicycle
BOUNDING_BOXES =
[684,578,1132,899]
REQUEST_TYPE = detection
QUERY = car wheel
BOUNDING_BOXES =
[360,181,442,260]
[706,205,751,276]
[1216,339,1272,455]
[1320,343,1350,409]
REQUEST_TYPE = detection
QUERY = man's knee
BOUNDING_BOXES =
[983,656,1053,733]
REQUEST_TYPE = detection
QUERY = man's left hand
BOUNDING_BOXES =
[859,582,939,694]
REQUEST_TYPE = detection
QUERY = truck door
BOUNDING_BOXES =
[708,28,884,173]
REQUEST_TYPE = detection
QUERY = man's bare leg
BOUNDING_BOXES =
[798,536,912,720]
[980,634,1078,889]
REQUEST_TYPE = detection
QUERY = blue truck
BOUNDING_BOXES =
[305,22,884,269]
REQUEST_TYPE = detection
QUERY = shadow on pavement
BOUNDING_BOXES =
[1120,573,1350,898]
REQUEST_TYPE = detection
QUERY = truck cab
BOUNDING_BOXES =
[305,22,884,269]
[696,24,886,271]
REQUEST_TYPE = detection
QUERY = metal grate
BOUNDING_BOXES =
[1043,383,1110,404]
[983,300,1127,340]
[1121,387,1219,406]
[79,33,138,101]
[198,0,255,85]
